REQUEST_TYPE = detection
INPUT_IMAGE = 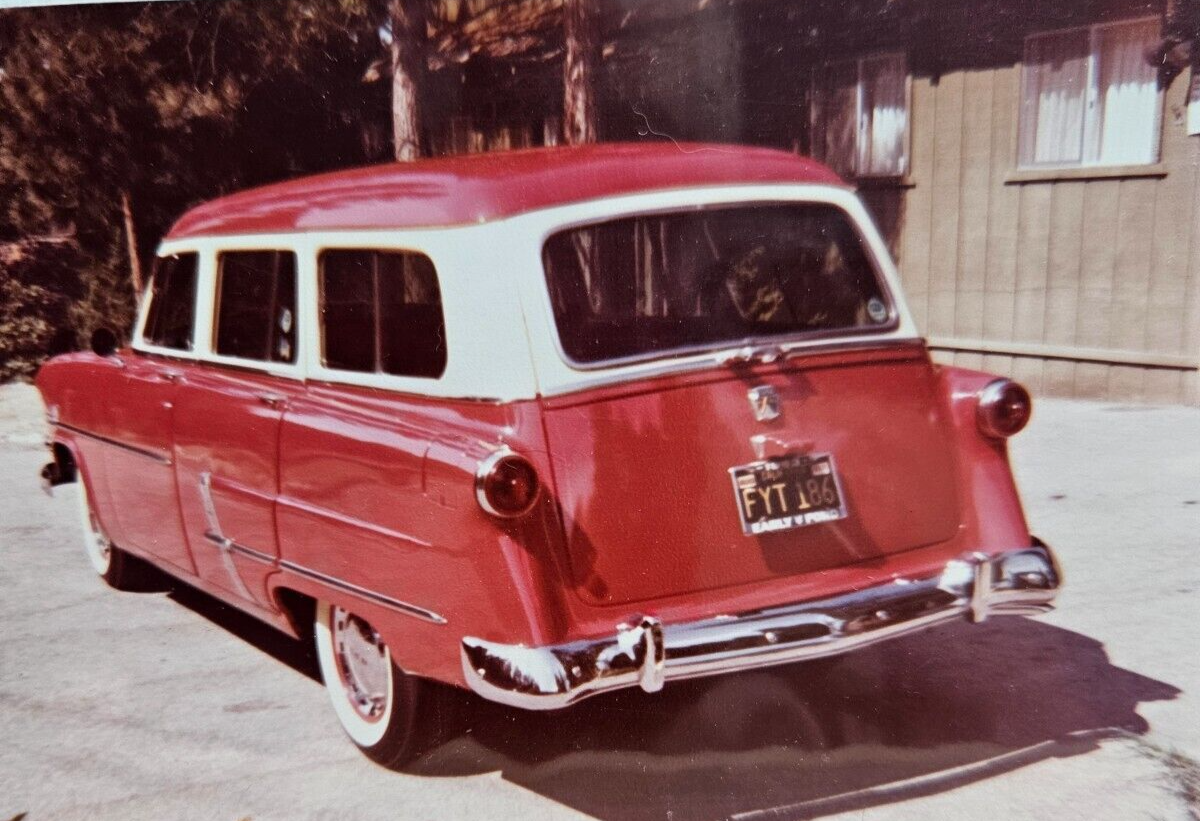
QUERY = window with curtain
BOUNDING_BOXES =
[811,52,909,178]
[1019,18,1162,168]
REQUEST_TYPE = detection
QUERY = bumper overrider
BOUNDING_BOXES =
[461,540,1061,710]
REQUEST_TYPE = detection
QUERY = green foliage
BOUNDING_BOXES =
[0,238,81,381]
[0,0,388,379]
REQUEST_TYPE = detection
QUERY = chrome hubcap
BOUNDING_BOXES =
[87,509,112,564]
[331,607,388,720]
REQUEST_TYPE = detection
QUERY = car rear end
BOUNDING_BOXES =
[461,183,1060,709]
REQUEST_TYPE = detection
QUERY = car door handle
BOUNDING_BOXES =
[159,369,183,382]
[256,392,287,409]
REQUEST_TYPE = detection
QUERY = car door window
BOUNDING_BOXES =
[214,250,298,364]
[319,249,447,378]
[144,252,199,351]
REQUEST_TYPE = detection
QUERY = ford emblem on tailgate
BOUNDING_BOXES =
[747,385,780,422]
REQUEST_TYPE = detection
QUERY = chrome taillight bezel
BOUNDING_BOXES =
[474,447,540,518]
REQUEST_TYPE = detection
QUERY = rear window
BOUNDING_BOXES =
[542,203,893,365]
[214,251,297,364]
[318,249,447,379]
[144,252,199,351]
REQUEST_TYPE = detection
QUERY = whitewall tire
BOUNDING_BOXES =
[314,600,425,766]
[76,477,137,589]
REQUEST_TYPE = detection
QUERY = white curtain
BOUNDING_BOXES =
[860,53,908,176]
[1022,29,1089,166]
[1096,19,1159,165]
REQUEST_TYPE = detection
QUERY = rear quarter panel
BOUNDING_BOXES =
[272,384,571,685]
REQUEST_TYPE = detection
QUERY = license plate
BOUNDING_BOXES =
[728,453,847,536]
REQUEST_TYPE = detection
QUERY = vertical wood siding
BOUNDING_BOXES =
[902,62,1200,405]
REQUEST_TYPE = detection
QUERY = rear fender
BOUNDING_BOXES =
[935,365,1032,550]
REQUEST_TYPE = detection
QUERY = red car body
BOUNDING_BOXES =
[38,144,1059,734]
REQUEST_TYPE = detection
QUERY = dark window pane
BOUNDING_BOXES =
[214,251,297,364]
[319,249,446,378]
[378,253,447,378]
[321,250,378,373]
[542,204,892,364]
[216,252,269,360]
[144,253,198,351]
[272,253,296,363]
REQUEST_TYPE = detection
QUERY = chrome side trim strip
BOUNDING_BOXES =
[275,495,434,549]
[202,531,275,565]
[278,559,448,626]
[53,422,172,466]
[198,472,255,600]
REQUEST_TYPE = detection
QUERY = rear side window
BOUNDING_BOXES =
[214,251,297,364]
[319,249,447,379]
[144,253,199,350]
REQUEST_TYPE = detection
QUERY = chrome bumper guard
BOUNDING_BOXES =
[461,540,1061,710]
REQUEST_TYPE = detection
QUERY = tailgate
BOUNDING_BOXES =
[542,347,960,605]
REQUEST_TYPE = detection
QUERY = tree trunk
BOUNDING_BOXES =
[120,190,143,295]
[563,0,599,145]
[389,0,426,161]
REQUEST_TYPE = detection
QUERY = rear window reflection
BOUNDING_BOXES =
[542,204,892,365]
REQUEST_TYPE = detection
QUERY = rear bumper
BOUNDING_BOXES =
[461,540,1061,710]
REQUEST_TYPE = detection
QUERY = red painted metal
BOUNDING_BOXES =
[539,343,961,607]
[78,353,196,575]
[166,144,845,238]
[171,362,300,610]
[271,382,565,680]
[37,342,1034,690]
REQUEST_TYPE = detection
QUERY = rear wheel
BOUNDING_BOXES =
[77,478,138,589]
[314,600,427,767]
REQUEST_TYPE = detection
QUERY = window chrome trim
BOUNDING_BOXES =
[537,338,927,400]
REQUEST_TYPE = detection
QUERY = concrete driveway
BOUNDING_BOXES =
[1,382,1197,821]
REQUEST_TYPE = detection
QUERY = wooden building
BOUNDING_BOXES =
[426,0,1200,404]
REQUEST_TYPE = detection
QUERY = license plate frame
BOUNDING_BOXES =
[728,453,848,536]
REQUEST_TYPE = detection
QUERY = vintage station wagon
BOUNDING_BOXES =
[37,143,1061,766]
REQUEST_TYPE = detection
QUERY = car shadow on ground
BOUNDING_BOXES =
[158,573,323,682]
[161,571,1178,821]
[415,617,1179,821]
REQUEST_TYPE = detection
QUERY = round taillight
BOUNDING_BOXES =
[977,379,1032,439]
[475,449,540,518]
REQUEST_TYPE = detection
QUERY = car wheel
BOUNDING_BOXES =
[77,478,138,590]
[314,600,427,767]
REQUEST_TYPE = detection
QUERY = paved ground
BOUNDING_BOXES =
[0,381,1197,821]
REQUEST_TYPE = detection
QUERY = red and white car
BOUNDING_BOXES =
[37,144,1060,766]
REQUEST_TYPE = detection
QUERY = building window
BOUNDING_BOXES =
[811,52,909,178]
[319,249,447,379]
[143,253,198,351]
[214,251,297,364]
[1019,18,1162,168]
